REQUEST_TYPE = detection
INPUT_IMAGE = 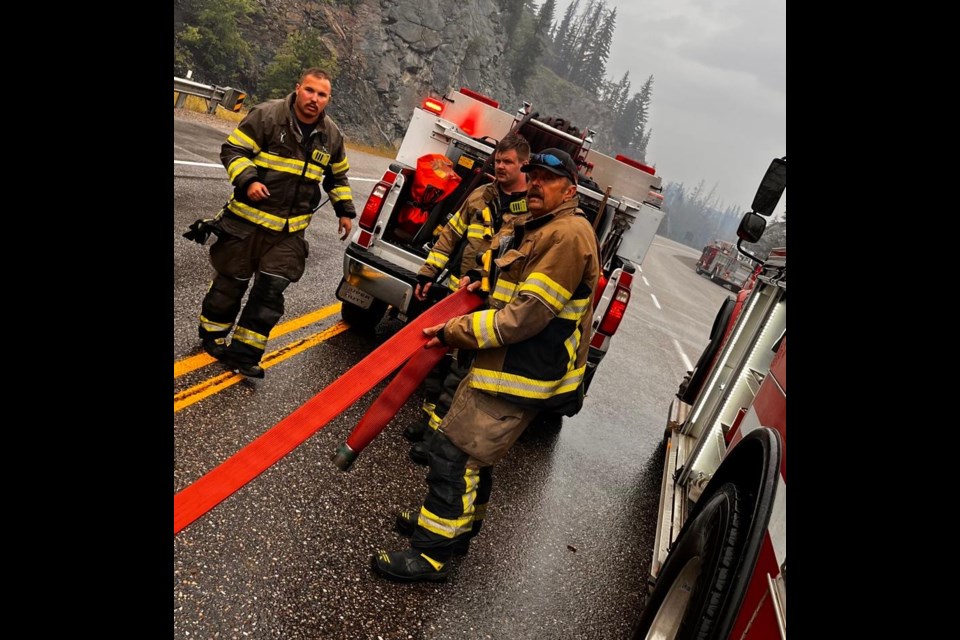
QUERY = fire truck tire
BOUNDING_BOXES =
[678,298,735,404]
[341,299,387,333]
[630,482,743,640]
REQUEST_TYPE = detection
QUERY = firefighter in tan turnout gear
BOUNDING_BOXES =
[372,148,600,582]
[404,133,530,467]
[196,68,356,378]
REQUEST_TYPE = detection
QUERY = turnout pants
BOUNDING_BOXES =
[410,378,537,561]
[198,220,308,365]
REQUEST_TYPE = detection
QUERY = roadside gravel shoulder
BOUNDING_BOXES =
[173,108,237,134]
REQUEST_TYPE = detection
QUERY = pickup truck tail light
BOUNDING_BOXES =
[356,170,398,246]
[597,271,633,336]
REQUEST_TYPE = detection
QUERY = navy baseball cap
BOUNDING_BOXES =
[522,148,578,184]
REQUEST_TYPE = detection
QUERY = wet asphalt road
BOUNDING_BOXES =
[173,114,735,639]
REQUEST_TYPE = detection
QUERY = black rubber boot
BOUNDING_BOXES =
[230,361,265,378]
[202,337,230,361]
[409,428,436,466]
[219,353,265,378]
[395,510,470,555]
[403,419,429,442]
[371,548,448,583]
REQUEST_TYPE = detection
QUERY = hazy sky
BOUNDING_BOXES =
[554,0,786,217]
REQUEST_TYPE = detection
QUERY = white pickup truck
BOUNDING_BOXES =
[336,87,666,391]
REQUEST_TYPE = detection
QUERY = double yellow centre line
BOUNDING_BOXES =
[174,302,349,412]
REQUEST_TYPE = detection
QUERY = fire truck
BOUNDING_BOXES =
[633,157,786,639]
[696,240,754,293]
[336,87,666,391]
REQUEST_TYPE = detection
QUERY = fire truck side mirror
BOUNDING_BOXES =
[737,212,767,244]
[751,157,786,216]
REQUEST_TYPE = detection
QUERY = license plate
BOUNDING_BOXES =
[337,280,374,309]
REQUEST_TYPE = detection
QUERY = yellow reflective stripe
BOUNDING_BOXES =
[471,309,499,348]
[426,250,449,269]
[227,201,313,232]
[491,280,517,304]
[328,186,353,202]
[446,274,460,292]
[227,157,256,182]
[428,411,443,430]
[233,326,267,350]
[449,212,468,235]
[421,400,436,415]
[227,128,260,153]
[330,158,349,174]
[519,272,572,312]
[470,366,587,398]
[557,296,591,320]
[253,152,323,181]
[227,201,286,231]
[287,213,313,232]
[420,553,445,570]
[417,506,474,538]
[466,224,486,239]
[563,326,581,362]
[199,315,232,333]
[481,206,493,238]
[481,251,492,293]
[461,467,479,516]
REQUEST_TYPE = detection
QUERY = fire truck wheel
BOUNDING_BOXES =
[631,482,743,640]
[341,299,387,333]
[678,298,735,405]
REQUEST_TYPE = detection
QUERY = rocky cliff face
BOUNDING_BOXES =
[247,0,517,148]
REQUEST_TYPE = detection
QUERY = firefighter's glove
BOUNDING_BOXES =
[416,273,434,288]
[183,218,218,245]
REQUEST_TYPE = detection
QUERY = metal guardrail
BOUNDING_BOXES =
[174,76,246,114]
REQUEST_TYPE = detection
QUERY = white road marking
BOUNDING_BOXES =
[173,160,379,182]
[642,276,650,287]
[672,339,693,371]
[650,293,661,310]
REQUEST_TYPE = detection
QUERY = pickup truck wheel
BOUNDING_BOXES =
[341,300,387,333]
[630,482,743,640]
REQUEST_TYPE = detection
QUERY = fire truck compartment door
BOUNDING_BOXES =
[615,202,664,266]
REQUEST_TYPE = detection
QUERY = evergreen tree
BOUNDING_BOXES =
[174,0,258,87]
[508,0,556,93]
[538,0,557,32]
[578,6,615,93]
[500,0,527,38]
[549,0,581,74]
[260,32,340,100]
[608,71,631,115]
[568,1,603,85]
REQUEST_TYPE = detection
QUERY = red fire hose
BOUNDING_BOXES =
[174,288,483,534]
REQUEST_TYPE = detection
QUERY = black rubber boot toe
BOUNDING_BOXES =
[202,338,230,360]
[371,548,448,583]
[403,420,429,442]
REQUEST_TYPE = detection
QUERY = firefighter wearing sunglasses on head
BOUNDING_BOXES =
[372,148,600,582]
[404,133,531,465]
[191,68,356,378]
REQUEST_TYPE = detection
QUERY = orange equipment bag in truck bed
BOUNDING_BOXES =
[397,154,462,236]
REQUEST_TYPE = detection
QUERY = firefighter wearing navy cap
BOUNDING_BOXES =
[372,148,600,582]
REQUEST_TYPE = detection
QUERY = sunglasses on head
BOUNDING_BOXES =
[532,153,564,167]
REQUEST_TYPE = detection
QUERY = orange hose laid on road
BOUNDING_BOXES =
[174,288,483,534]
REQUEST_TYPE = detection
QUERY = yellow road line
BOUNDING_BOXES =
[174,303,343,379]
[174,321,350,413]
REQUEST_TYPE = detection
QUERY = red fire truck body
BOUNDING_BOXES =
[634,158,786,640]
